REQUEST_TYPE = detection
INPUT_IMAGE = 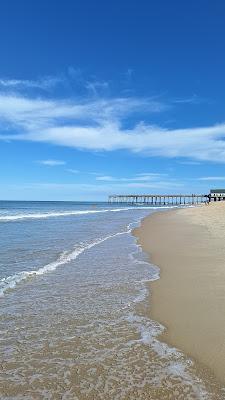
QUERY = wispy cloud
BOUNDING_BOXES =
[0,76,63,91]
[198,176,225,181]
[66,168,79,174]
[37,159,66,166]
[96,175,115,181]
[85,80,109,96]
[178,160,201,165]
[0,80,224,163]
[96,173,168,182]
[172,94,210,105]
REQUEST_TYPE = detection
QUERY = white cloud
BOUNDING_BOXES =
[178,161,201,165]
[198,176,225,181]
[85,80,109,96]
[135,172,165,176]
[96,176,115,181]
[38,159,66,166]
[25,121,225,162]
[0,90,225,163]
[96,173,167,182]
[66,168,79,174]
[0,77,63,90]
[0,94,162,130]
[172,95,208,105]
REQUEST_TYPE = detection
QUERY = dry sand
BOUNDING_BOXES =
[133,202,225,384]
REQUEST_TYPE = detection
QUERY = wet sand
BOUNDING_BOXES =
[133,202,225,384]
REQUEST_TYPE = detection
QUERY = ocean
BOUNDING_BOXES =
[0,201,222,399]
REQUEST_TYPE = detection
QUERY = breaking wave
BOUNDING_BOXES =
[0,206,178,222]
[0,230,131,297]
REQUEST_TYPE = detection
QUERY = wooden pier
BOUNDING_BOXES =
[108,194,208,205]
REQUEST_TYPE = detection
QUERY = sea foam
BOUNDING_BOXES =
[0,230,131,297]
[0,205,178,222]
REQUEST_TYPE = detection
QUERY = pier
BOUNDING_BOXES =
[108,194,208,205]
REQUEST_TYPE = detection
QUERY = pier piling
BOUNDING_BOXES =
[108,194,208,205]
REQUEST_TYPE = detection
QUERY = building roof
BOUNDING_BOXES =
[210,189,225,193]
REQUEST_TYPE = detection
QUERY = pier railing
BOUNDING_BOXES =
[108,194,208,205]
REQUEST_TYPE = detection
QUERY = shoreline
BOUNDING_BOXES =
[133,203,225,384]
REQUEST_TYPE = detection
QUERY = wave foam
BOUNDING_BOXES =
[0,230,130,297]
[0,205,179,222]
[0,209,110,221]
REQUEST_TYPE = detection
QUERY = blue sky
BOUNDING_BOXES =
[1,0,225,200]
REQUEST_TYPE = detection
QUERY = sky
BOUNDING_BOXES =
[1,0,225,200]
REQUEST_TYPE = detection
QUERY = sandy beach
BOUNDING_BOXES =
[134,202,225,384]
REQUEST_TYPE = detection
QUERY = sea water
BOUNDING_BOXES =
[0,201,223,399]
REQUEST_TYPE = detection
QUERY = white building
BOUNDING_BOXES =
[210,189,225,201]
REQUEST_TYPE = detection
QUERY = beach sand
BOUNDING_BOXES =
[133,202,225,384]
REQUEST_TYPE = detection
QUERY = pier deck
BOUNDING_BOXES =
[108,194,208,205]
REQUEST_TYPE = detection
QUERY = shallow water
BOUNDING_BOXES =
[0,201,224,399]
